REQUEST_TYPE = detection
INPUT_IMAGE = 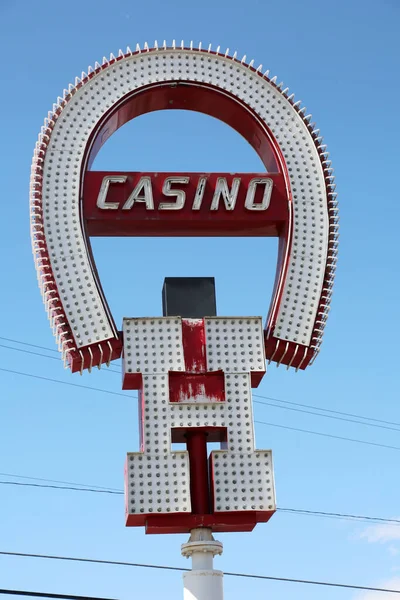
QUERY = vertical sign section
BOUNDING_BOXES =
[123,316,275,534]
[123,317,191,528]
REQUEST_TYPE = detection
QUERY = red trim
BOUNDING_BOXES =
[264,337,313,370]
[181,319,207,372]
[85,82,285,173]
[68,338,122,373]
[126,510,275,534]
[122,356,142,390]
[169,373,225,406]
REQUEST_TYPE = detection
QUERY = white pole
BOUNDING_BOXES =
[181,528,223,600]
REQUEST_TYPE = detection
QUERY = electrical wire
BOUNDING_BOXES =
[0,589,117,600]
[1,479,399,527]
[2,366,400,452]
[255,419,400,451]
[0,344,60,362]
[0,337,121,364]
[2,337,400,430]
[0,338,60,354]
[0,344,120,374]
[0,368,129,398]
[254,398,400,433]
[3,348,400,442]
[0,481,122,494]
[0,472,121,492]
[3,342,398,434]
[253,393,400,428]
[276,507,400,524]
[0,337,121,361]
[0,551,399,594]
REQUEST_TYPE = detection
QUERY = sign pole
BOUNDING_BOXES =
[181,528,223,600]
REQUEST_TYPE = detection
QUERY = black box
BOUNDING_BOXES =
[162,277,217,318]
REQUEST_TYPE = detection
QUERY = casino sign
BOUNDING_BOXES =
[30,42,338,374]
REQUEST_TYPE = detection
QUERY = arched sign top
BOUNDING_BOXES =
[86,81,283,173]
[30,42,338,373]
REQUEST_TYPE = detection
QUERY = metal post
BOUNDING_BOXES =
[186,431,210,515]
[181,528,223,600]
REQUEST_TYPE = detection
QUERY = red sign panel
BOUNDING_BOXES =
[83,171,289,237]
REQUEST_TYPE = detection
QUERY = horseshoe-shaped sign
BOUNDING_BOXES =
[30,42,338,373]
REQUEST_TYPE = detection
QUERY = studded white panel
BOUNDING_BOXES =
[126,451,191,515]
[123,318,275,516]
[123,317,184,375]
[169,373,255,450]
[37,47,329,349]
[212,450,274,512]
[205,317,265,373]
[126,373,191,516]
[42,151,114,348]
[169,372,276,513]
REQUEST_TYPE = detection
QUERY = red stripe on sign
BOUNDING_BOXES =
[169,373,225,404]
[182,319,207,372]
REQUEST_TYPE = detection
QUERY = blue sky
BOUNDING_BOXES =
[0,0,399,598]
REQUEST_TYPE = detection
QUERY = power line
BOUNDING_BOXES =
[254,393,400,428]
[8,338,394,434]
[0,472,121,492]
[0,589,117,600]
[277,507,400,524]
[2,353,399,442]
[0,343,120,375]
[255,419,400,451]
[0,481,122,495]
[223,571,400,593]
[2,366,400,453]
[0,551,399,594]
[2,336,400,431]
[0,344,60,362]
[0,368,129,398]
[254,398,400,433]
[0,337,121,364]
[0,338,60,354]
[1,479,399,527]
